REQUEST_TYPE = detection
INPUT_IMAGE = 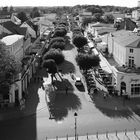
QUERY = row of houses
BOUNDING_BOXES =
[86,20,140,98]
[0,14,47,108]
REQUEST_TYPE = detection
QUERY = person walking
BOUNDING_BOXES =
[65,86,69,95]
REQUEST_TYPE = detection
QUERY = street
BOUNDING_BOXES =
[1,34,140,140]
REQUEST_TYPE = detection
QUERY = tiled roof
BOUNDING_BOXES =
[0,21,27,36]
[111,30,140,48]
[26,20,35,30]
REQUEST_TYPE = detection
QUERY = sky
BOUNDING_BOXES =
[0,0,139,8]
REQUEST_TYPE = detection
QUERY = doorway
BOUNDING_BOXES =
[120,82,126,96]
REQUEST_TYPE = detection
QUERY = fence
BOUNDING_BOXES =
[44,128,140,140]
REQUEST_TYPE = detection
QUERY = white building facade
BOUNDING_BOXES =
[102,30,140,97]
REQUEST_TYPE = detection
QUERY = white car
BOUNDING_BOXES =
[75,77,82,86]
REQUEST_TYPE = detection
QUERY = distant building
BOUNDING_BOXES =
[88,22,116,37]
[132,9,140,20]
[78,9,92,23]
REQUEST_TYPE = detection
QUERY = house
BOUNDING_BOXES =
[20,20,40,39]
[101,30,140,97]
[0,34,37,107]
[88,22,116,37]
[114,18,137,31]
[0,21,31,54]
[1,34,24,61]
[132,9,140,20]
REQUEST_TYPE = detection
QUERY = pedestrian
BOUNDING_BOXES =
[65,86,69,95]
[103,92,107,99]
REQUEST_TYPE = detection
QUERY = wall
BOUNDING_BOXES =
[113,41,126,66]
[112,68,140,97]
[126,47,140,68]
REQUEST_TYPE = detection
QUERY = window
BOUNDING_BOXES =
[130,48,133,53]
[128,56,134,67]
[131,84,140,95]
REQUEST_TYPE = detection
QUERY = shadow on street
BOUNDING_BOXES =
[58,60,75,74]
[48,92,81,121]
[90,91,138,119]
[47,79,81,121]
[0,80,41,140]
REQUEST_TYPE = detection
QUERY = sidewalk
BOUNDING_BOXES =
[0,71,46,122]
[46,129,140,140]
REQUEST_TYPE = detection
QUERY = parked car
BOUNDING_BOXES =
[75,77,82,86]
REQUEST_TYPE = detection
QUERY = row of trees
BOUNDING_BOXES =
[42,20,69,82]
[71,21,100,71]
[81,14,114,27]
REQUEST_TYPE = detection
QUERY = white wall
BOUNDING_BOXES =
[113,42,126,66]
[11,37,24,61]
[112,68,140,97]
[126,47,140,68]
[132,10,140,20]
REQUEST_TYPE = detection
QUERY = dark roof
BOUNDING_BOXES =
[112,30,140,48]
[26,20,35,30]
[0,21,27,36]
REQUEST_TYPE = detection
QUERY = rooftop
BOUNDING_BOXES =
[111,30,140,48]
[1,34,24,45]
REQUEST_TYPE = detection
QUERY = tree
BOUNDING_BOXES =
[30,7,40,18]
[0,42,21,95]
[51,41,65,50]
[53,28,67,37]
[94,13,102,22]
[42,59,58,83]
[103,14,114,23]
[73,35,88,50]
[17,11,28,23]
[43,48,65,65]
[76,53,100,71]
[49,37,65,46]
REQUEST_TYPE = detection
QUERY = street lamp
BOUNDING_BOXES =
[74,112,78,140]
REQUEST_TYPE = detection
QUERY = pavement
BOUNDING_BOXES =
[0,69,47,122]
[46,129,140,140]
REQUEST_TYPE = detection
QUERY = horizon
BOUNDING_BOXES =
[0,0,139,8]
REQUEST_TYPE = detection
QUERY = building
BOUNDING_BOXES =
[1,34,24,61]
[88,22,116,37]
[78,9,92,23]
[20,20,40,39]
[0,33,37,107]
[132,9,140,20]
[101,30,140,97]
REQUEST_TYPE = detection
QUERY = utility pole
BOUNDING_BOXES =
[74,112,78,140]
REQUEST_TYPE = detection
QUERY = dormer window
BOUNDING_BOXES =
[130,48,133,53]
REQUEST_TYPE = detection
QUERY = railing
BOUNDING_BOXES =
[44,128,140,140]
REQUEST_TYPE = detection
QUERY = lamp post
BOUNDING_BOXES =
[74,112,78,140]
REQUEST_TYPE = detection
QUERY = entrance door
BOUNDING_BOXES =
[120,82,126,96]
[15,90,19,106]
